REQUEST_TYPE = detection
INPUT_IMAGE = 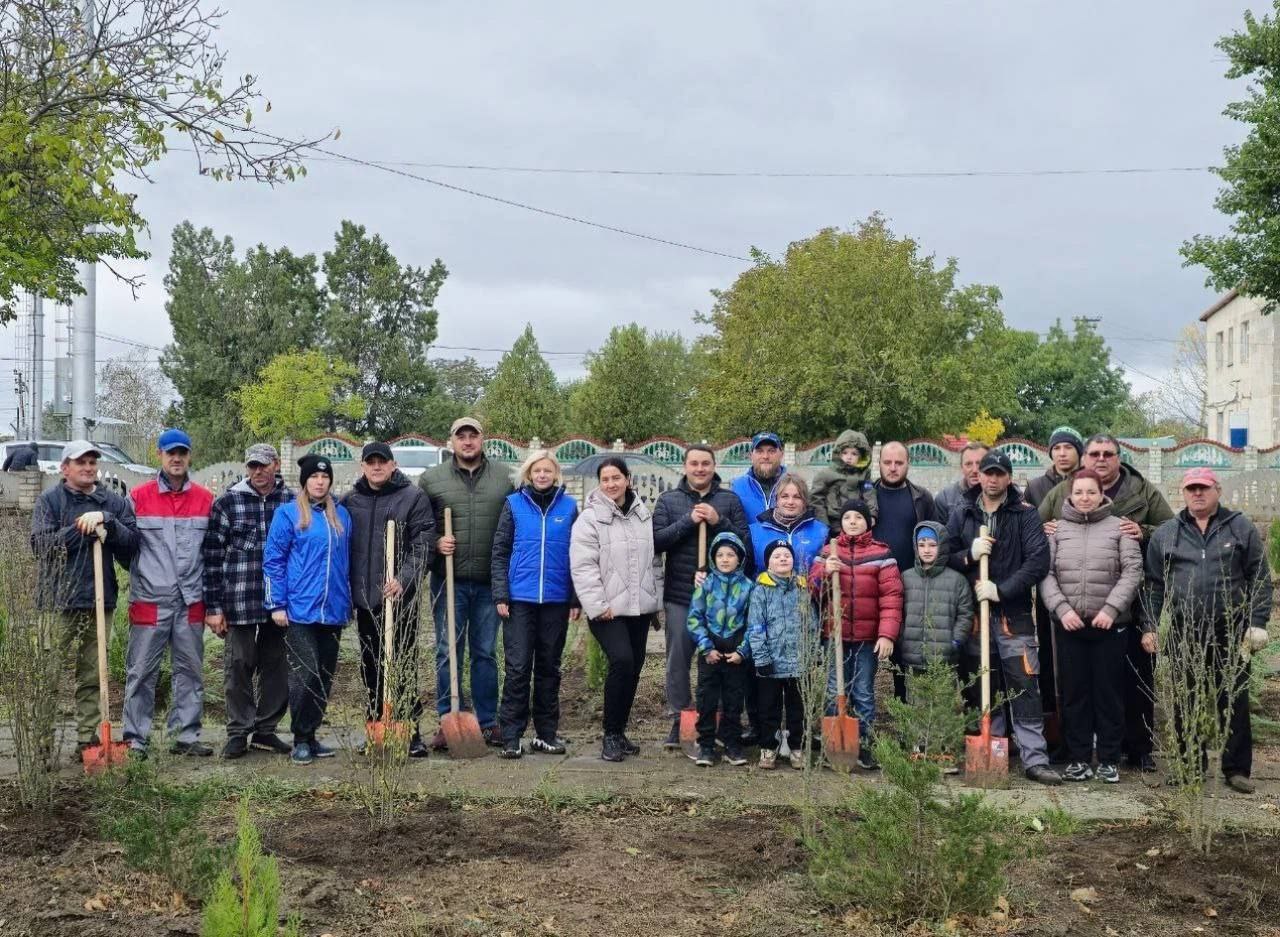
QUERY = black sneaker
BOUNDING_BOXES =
[740,725,760,747]
[500,741,523,759]
[291,741,314,766]
[619,734,640,756]
[311,740,337,759]
[222,736,249,760]
[724,745,748,767]
[170,740,213,757]
[1063,761,1093,782]
[1095,763,1120,784]
[251,732,292,755]
[531,736,567,755]
[601,734,625,762]
[857,750,880,772]
[695,745,718,767]
[482,725,504,748]
[408,732,429,759]
[663,719,680,750]
[1226,773,1256,794]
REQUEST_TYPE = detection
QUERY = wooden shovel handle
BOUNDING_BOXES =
[93,536,109,724]
[444,508,461,713]
[697,521,707,573]
[978,524,991,717]
[829,538,844,701]
[383,519,396,713]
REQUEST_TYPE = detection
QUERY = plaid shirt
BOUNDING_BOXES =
[202,476,294,626]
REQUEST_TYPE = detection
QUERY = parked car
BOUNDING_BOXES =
[1,439,152,476]
[389,444,445,478]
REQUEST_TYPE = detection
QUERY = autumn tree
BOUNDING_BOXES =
[481,325,565,441]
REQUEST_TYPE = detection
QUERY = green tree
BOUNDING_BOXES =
[235,351,363,442]
[480,325,565,441]
[416,356,495,437]
[322,221,448,438]
[161,222,324,459]
[569,324,688,442]
[0,0,318,322]
[1003,319,1131,440]
[689,216,1018,443]
[1182,3,1280,305]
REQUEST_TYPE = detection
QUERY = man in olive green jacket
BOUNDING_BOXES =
[1038,433,1174,771]
[419,417,514,748]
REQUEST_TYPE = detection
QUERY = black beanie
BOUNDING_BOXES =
[298,454,334,487]
[839,498,873,531]
[1047,427,1084,458]
[762,539,795,570]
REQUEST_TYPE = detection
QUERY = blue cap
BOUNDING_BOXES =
[157,428,193,452]
[751,431,783,450]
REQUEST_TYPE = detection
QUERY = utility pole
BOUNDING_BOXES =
[31,295,43,438]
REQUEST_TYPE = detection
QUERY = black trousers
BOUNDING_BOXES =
[500,601,570,744]
[285,625,341,743]
[744,665,760,730]
[357,602,424,725]
[1123,626,1156,759]
[589,615,650,736]
[695,657,746,746]
[757,677,803,752]
[224,622,289,740]
[1057,626,1125,764]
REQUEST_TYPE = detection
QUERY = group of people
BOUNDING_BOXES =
[28,420,1272,791]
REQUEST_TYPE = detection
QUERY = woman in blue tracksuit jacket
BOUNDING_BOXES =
[747,475,829,576]
[264,454,352,765]
[490,449,579,757]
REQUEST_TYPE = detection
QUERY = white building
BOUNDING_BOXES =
[1201,288,1275,448]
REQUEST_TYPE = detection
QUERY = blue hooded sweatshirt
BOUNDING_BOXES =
[686,531,753,658]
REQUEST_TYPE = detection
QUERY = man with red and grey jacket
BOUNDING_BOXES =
[123,428,215,757]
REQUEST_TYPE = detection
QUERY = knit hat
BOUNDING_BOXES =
[1047,426,1084,458]
[915,527,938,542]
[839,498,873,531]
[762,539,795,569]
[298,454,334,487]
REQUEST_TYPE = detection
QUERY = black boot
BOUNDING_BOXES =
[601,734,626,762]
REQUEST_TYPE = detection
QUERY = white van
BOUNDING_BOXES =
[390,444,445,478]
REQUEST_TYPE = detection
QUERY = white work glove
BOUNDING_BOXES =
[75,511,105,536]
[974,580,1000,604]
[970,537,993,561]
[1244,626,1270,655]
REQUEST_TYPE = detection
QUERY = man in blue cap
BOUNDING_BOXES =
[123,428,215,757]
[731,431,786,532]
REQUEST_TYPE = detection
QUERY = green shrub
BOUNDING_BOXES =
[93,756,226,900]
[585,634,607,692]
[202,800,301,937]
[803,659,1018,925]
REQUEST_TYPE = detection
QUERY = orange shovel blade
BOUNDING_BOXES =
[441,710,488,759]
[964,716,1010,783]
[822,709,860,770]
[679,708,700,757]
[82,721,131,775]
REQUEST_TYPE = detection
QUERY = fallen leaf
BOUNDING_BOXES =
[83,897,107,912]
[1135,862,1149,871]
[1070,887,1099,905]
[1145,847,1161,857]
[1106,928,1120,937]
[1205,908,1218,919]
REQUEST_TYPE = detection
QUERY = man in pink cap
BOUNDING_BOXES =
[1142,467,1272,793]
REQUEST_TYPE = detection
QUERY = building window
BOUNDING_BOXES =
[1228,326,1235,366]
[1217,411,1225,442]
[1216,331,1224,368]
[1241,321,1250,364]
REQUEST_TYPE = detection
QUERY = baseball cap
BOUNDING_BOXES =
[157,428,193,452]
[450,416,483,436]
[361,441,394,462]
[1181,467,1220,488]
[751,431,783,450]
[244,443,279,466]
[61,440,101,462]
[978,450,1013,475]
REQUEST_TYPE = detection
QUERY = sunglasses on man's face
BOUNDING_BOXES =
[1086,450,1117,459]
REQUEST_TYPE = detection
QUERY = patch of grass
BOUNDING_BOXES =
[532,769,613,813]
[1035,806,1083,836]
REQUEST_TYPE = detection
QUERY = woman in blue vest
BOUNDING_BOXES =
[747,475,828,575]
[491,449,580,758]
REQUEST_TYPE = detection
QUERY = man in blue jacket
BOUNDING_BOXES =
[731,431,787,523]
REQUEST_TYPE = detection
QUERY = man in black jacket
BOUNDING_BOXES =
[30,441,138,753]
[4,441,39,472]
[947,450,1061,785]
[652,445,750,748]
[342,441,436,757]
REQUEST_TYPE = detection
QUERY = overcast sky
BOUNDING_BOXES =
[0,0,1263,430]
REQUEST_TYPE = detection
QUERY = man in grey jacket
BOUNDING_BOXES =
[343,442,436,757]
[934,442,988,525]
[1143,468,1272,793]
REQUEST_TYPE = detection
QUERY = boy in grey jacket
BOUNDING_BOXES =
[898,522,973,676]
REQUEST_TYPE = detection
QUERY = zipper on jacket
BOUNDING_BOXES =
[320,503,332,625]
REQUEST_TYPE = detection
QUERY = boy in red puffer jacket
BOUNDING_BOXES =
[810,499,903,771]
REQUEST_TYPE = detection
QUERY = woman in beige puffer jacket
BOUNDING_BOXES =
[570,457,662,761]
[1039,469,1143,783]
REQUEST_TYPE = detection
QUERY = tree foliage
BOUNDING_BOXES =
[0,0,320,322]
[568,324,692,442]
[235,351,363,442]
[97,351,171,460]
[689,217,1018,443]
[480,325,565,441]
[1182,3,1280,304]
[322,221,447,439]
[1003,318,1131,440]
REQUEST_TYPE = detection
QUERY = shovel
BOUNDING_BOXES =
[439,507,487,759]
[366,520,410,753]
[83,532,130,774]
[679,521,708,759]
[822,538,860,770]
[965,525,1009,783]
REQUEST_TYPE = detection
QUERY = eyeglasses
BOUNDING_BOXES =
[1085,450,1117,459]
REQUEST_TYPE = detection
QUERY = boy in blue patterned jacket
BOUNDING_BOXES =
[686,532,753,767]
[748,540,813,770]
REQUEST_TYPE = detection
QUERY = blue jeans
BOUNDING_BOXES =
[826,640,877,741]
[432,579,500,728]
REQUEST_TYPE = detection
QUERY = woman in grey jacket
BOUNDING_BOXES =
[1039,469,1143,783]
[570,457,662,762]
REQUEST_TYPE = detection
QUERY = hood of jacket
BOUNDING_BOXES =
[707,530,747,572]
[585,484,650,523]
[912,520,950,575]
[1060,496,1116,525]
[830,429,872,470]
[755,570,806,590]
[352,469,411,498]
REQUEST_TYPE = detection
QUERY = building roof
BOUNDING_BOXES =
[1200,288,1240,322]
